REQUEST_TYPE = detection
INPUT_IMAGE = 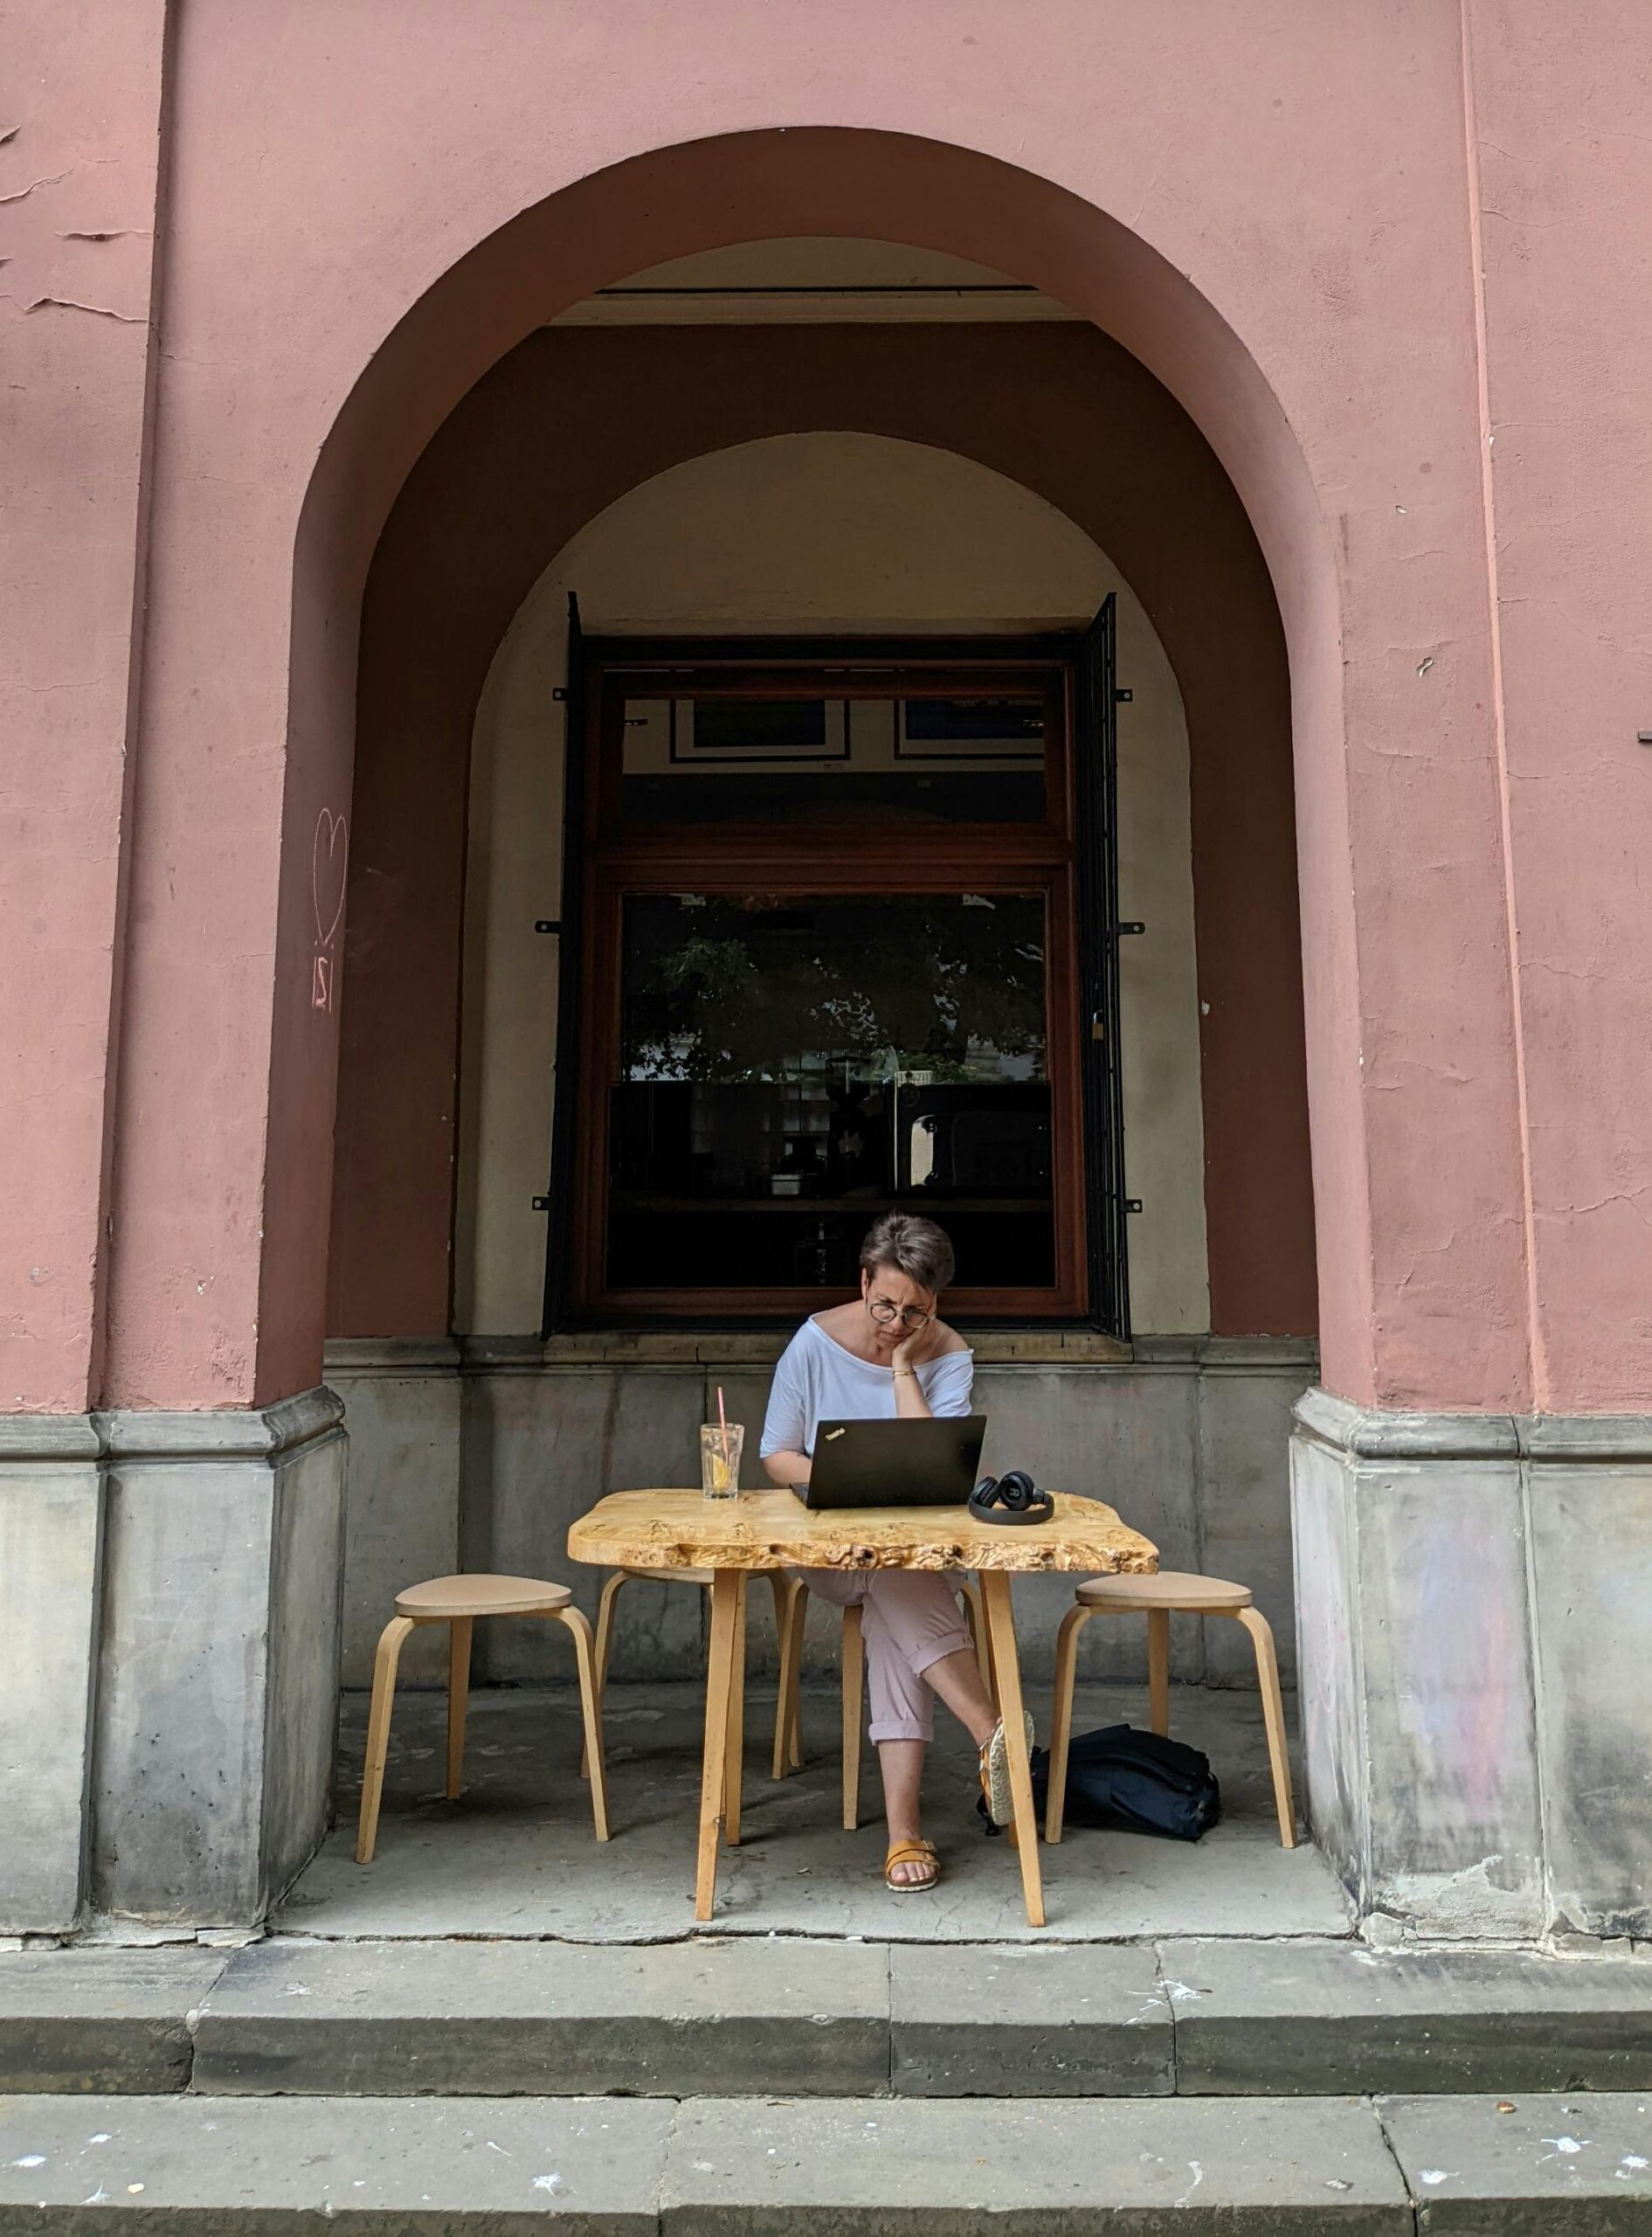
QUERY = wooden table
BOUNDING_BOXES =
[567,1488,1158,1928]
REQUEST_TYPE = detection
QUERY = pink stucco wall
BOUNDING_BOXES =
[7,1,1649,1416]
[1463,0,1652,1407]
[1,3,168,1413]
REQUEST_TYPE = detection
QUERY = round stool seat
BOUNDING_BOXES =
[395,1573,573,1620]
[1075,1569,1252,1613]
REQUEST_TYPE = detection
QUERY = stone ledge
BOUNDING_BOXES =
[0,2091,670,2226]
[1164,1936,1652,2095]
[324,1338,462,1376]
[95,1387,345,1464]
[3,2086,1649,2227]
[1295,1386,1652,1465]
[0,1417,101,1465]
[317,1331,1315,1373]
[0,1948,228,2093]
[10,1936,1652,2104]
[889,1943,1172,2095]
[664,2094,1408,2227]
[192,1936,889,2098]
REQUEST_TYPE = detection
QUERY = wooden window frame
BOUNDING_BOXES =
[556,634,1099,1326]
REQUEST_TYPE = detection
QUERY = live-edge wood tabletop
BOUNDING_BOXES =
[566,1487,1158,1576]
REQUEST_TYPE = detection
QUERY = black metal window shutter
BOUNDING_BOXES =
[539,592,584,1339]
[1074,594,1133,1338]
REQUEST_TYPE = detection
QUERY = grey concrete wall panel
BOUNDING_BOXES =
[1293,1391,1652,1941]
[260,1417,349,1906]
[0,1421,103,1935]
[90,1451,273,1922]
[328,1340,1313,1686]
[473,1366,707,1681]
[88,1390,346,1928]
[1355,1459,1543,1938]
[328,1344,461,1685]
[1196,1362,1304,1684]
[1289,1430,1366,1898]
[971,1363,1200,1681]
[1529,1459,1652,1938]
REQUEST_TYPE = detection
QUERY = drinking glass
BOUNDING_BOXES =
[701,1421,743,1499]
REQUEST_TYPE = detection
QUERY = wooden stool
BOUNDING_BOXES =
[356,1574,609,1864]
[1045,1571,1296,1848]
[774,1578,995,1830]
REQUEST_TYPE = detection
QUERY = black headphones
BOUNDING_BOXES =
[969,1470,1055,1527]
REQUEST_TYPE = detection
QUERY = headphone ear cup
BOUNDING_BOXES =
[997,1469,1038,1510]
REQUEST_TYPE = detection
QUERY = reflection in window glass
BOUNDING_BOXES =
[607,894,1054,1291]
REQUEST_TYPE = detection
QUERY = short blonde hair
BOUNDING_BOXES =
[859,1213,955,1295]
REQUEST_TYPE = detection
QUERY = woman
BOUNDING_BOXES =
[760,1211,1030,1891]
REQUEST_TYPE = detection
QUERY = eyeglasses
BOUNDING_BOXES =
[868,1298,933,1331]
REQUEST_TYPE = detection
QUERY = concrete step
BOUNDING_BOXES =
[3,1936,1652,2102]
[3,2088,1652,2228]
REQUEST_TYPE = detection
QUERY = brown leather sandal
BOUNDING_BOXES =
[884,1838,941,1892]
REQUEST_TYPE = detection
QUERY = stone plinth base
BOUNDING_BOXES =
[1292,1389,1652,1941]
[0,1390,346,1935]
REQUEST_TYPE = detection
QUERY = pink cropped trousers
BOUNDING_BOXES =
[800,1568,974,1743]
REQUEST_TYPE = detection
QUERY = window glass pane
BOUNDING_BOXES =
[619,693,1046,825]
[607,893,1054,1292]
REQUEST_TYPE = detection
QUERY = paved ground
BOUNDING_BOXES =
[279,1679,1351,1943]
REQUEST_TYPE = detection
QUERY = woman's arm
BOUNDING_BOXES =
[763,1447,813,1486]
[891,1329,936,1419]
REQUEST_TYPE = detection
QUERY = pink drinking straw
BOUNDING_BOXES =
[716,1385,730,1479]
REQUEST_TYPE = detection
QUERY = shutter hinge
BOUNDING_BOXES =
[552,687,570,703]
[1114,687,1133,703]
[1124,1198,1143,1214]
[1116,921,1145,937]
[535,919,561,935]
[532,1195,551,1212]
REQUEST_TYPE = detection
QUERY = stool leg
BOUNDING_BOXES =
[1044,1603,1092,1844]
[553,1606,610,1841]
[1146,1608,1171,1738]
[446,1616,473,1799]
[581,1570,627,1779]
[841,1602,865,1831]
[724,1574,748,1846]
[1236,1605,1297,1848]
[356,1614,415,1865]
[772,1576,806,1780]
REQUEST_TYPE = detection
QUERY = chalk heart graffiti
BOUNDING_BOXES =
[311,807,349,1014]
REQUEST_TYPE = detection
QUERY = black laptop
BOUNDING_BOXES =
[791,1416,987,1510]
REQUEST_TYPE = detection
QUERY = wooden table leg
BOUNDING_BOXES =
[723,1572,748,1846]
[978,1570,1046,1929]
[695,1567,741,1921]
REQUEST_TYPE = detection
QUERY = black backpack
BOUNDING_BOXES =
[982,1722,1220,1841]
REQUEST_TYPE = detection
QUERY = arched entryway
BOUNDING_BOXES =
[67,124,1542,1937]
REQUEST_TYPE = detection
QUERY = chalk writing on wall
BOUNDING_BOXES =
[311,807,349,1014]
